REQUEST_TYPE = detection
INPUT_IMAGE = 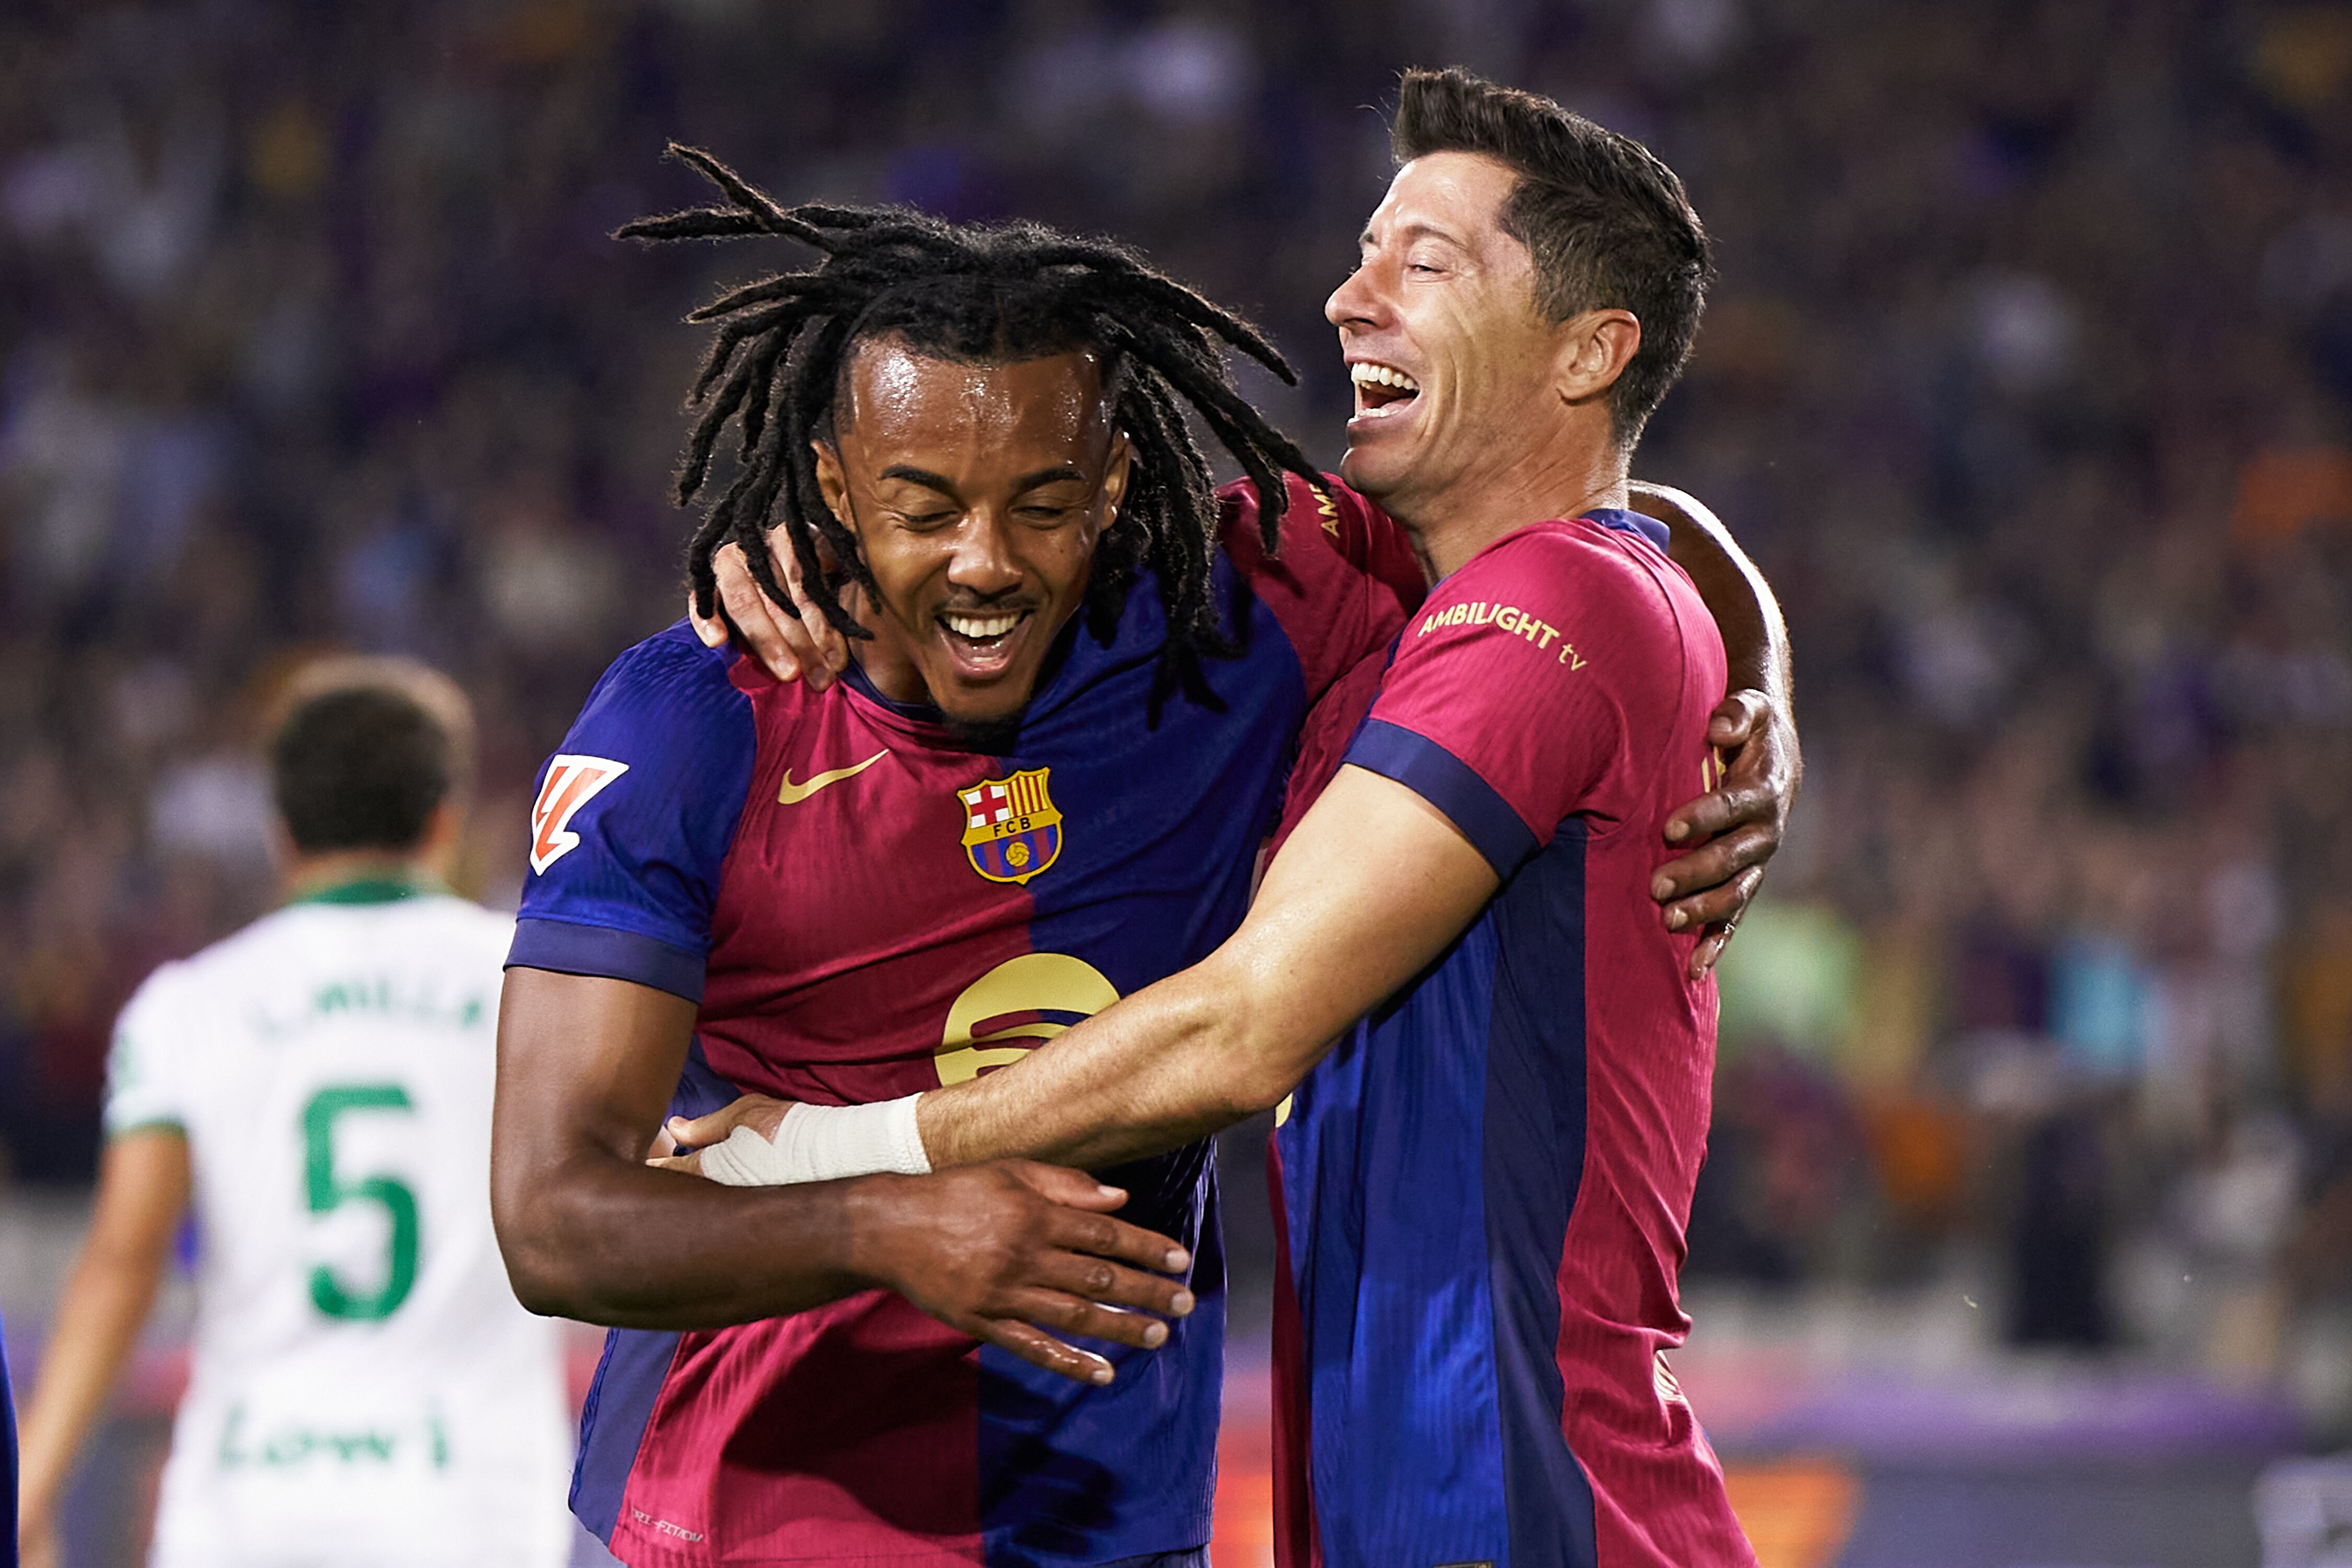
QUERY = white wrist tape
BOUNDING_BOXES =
[696,1094,931,1187]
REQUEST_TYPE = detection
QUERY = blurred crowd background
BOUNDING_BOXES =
[8,0,2352,1560]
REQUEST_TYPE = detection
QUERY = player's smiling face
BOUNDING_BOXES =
[815,340,1130,737]
[1324,152,1573,515]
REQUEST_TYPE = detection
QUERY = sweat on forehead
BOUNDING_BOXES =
[829,338,1114,443]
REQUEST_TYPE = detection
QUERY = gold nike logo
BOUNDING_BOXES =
[777,749,889,805]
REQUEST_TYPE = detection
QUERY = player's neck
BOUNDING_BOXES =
[1389,438,1629,582]
[277,804,463,902]
[282,851,441,903]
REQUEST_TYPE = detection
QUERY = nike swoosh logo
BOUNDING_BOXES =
[777,749,889,805]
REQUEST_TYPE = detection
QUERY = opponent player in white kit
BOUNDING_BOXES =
[15,659,570,1568]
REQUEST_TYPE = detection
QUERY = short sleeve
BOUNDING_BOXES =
[507,623,758,1003]
[1219,473,1426,701]
[105,965,191,1137]
[1342,521,1691,879]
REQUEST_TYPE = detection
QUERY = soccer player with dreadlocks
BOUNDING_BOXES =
[495,138,1791,1567]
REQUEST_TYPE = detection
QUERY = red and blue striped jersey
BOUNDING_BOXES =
[508,475,1421,1567]
[1267,513,1755,1568]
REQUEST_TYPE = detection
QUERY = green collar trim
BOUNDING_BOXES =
[291,875,446,907]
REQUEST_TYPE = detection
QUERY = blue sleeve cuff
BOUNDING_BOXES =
[506,917,708,1005]
[1343,719,1539,879]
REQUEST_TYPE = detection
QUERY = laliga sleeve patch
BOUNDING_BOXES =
[529,754,630,874]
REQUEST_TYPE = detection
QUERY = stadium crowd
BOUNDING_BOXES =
[4,0,2351,1436]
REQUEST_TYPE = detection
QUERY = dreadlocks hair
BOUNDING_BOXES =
[618,144,1325,711]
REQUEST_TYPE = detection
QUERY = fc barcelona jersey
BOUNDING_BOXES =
[1265,513,1752,1568]
[508,475,1421,1567]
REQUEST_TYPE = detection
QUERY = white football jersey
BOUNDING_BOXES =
[104,882,571,1568]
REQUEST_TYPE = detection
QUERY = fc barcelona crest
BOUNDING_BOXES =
[958,767,1064,885]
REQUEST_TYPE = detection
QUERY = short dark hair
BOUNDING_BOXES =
[1392,66,1711,448]
[269,659,474,855]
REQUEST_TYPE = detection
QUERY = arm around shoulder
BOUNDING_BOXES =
[1628,480,1804,971]
[1629,480,1791,705]
[916,764,1502,1171]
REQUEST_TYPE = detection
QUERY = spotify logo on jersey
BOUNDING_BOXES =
[936,953,1120,1085]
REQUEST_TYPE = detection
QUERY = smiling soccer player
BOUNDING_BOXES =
[495,166,1434,1567]
[672,70,1778,1568]
[499,145,1792,1567]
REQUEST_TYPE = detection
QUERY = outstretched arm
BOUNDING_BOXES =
[493,967,1193,1383]
[903,496,1771,1169]
[668,490,1800,1176]
[665,766,1496,1174]
[920,766,1493,1169]
[1630,481,1801,973]
[18,1131,190,1568]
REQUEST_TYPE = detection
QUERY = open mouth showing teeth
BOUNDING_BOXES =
[1351,362,1421,417]
[941,610,1028,652]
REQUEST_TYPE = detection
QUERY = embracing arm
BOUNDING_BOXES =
[913,766,1497,1170]
[1631,480,1791,702]
[493,967,1191,1380]
[492,969,862,1324]
[902,497,1787,1171]
[695,485,1795,979]
[673,489,1804,1178]
[1629,480,1802,971]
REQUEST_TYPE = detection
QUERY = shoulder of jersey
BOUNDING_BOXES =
[1494,517,1663,577]
[563,619,758,766]
[313,892,517,959]
[592,618,747,706]
[439,901,523,980]
[130,913,290,1006]
[1218,471,1376,550]
[1465,520,1691,637]
[527,621,763,879]
[118,950,199,1022]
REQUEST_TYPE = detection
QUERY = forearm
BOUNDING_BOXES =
[494,1147,912,1327]
[919,955,1296,1171]
[1630,480,1791,702]
[18,1246,167,1523]
[493,967,918,1327]
[918,773,1498,1172]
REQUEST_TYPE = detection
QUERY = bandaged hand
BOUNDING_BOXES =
[649,1092,931,1185]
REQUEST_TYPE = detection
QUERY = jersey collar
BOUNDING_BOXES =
[289,873,446,907]
[836,610,1087,751]
[1431,508,1674,589]
[1581,507,1673,551]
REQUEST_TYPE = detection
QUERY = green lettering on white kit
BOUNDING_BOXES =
[325,1430,396,1463]
[218,1403,406,1469]
[218,1402,248,1469]
[303,1084,422,1321]
[250,977,491,1041]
